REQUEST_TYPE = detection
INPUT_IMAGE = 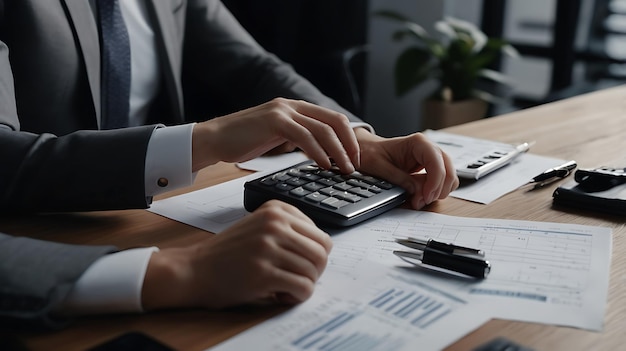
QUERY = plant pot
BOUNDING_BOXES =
[421,98,488,130]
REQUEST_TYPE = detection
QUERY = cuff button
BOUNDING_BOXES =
[157,177,169,187]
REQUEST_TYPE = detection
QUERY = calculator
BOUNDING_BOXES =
[423,130,531,180]
[243,160,407,227]
[456,141,530,180]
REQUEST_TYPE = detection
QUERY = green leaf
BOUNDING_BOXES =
[394,47,433,96]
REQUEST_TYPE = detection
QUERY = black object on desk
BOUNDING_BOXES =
[553,166,626,215]
[394,237,491,279]
[473,337,535,351]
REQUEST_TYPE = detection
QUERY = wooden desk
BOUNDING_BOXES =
[4,86,626,350]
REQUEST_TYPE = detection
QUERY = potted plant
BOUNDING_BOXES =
[376,11,519,130]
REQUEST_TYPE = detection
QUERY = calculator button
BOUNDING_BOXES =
[321,197,350,209]
[287,169,306,177]
[286,178,308,187]
[331,175,342,181]
[303,182,325,192]
[336,192,362,203]
[333,182,353,191]
[349,188,376,198]
[317,178,336,187]
[260,177,278,186]
[305,192,328,203]
[300,173,321,181]
[289,187,310,197]
[275,183,295,192]
[375,181,394,190]
[298,164,320,172]
[357,175,380,185]
[484,154,501,159]
[320,187,341,197]
[367,185,383,194]
[318,170,336,178]
[273,172,292,181]
[346,179,370,188]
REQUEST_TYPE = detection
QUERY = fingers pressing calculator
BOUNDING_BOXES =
[243,160,407,227]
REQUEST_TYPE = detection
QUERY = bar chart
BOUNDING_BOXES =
[286,275,464,351]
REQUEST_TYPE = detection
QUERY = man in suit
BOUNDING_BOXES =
[0,0,459,328]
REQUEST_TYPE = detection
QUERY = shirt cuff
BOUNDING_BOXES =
[145,123,196,197]
[60,247,159,315]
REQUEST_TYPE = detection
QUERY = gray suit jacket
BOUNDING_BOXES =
[0,0,356,329]
[0,0,357,212]
[0,232,116,329]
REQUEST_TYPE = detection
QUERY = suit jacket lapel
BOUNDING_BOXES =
[63,0,102,128]
[146,0,184,122]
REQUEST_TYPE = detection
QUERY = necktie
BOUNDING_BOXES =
[97,0,131,129]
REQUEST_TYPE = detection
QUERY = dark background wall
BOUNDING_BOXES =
[222,0,370,116]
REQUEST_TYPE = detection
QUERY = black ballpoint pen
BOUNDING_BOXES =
[531,160,577,183]
[395,237,485,257]
[527,160,577,190]
[394,238,490,279]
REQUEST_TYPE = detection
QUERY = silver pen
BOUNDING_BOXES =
[394,237,490,279]
[527,160,577,189]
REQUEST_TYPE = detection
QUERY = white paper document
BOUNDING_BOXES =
[147,172,264,233]
[328,209,612,331]
[208,259,491,351]
[149,153,308,233]
[207,209,611,351]
[423,130,568,204]
[236,152,309,172]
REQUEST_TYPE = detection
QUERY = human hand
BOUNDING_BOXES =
[141,200,333,310]
[192,98,360,173]
[354,128,459,209]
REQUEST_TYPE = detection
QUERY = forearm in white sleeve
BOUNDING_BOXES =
[143,122,371,197]
[59,247,159,315]
[145,123,196,197]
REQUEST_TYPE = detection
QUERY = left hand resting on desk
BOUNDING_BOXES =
[140,200,332,311]
[354,128,459,209]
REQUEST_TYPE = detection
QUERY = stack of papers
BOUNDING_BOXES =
[205,210,611,351]
[147,152,612,350]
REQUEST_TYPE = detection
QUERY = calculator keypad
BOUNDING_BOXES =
[244,160,407,227]
[261,163,387,208]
